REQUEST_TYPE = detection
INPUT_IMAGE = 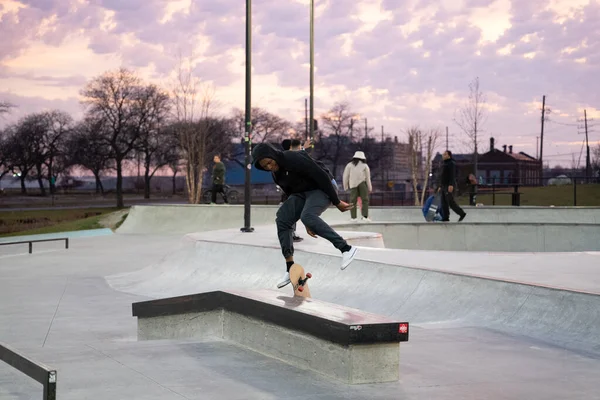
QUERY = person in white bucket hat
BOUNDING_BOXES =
[343,151,372,222]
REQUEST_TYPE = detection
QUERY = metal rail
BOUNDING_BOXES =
[0,237,68,254]
[0,341,57,399]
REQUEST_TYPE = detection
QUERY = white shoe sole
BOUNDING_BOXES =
[277,279,291,289]
[341,247,358,270]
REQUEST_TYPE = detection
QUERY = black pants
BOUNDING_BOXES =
[276,189,348,259]
[441,188,465,221]
[211,184,228,203]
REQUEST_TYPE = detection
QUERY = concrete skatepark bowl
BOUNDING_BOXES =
[1,204,600,399]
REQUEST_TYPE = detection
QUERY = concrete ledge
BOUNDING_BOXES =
[332,221,600,252]
[133,289,409,384]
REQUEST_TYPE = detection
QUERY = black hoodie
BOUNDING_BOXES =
[252,143,341,205]
[440,158,457,187]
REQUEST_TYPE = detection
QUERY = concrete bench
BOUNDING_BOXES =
[132,289,410,384]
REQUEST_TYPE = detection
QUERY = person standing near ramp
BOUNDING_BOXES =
[343,151,372,222]
[211,154,228,204]
[440,150,466,222]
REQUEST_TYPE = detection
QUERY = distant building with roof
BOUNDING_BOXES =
[432,137,542,188]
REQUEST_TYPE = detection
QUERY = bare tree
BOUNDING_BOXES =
[318,102,357,179]
[3,121,37,194]
[65,117,113,194]
[232,107,292,144]
[170,55,217,204]
[0,132,8,181]
[16,113,50,195]
[453,77,487,176]
[167,152,182,195]
[80,68,153,208]
[42,110,73,194]
[135,84,173,199]
[407,126,424,205]
[592,143,600,175]
[0,101,15,117]
[407,126,441,205]
[204,117,236,160]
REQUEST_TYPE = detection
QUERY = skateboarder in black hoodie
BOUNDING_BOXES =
[440,150,467,222]
[252,142,358,288]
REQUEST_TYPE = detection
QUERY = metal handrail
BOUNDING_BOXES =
[0,237,69,254]
[0,341,57,399]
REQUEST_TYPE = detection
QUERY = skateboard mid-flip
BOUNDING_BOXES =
[288,263,312,298]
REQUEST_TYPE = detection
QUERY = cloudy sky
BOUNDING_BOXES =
[1,0,598,167]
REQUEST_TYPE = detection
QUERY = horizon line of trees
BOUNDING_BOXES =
[6,68,572,206]
[0,68,447,206]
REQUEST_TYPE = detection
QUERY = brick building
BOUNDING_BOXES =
[432,137,542,188]
[478,138,541,186]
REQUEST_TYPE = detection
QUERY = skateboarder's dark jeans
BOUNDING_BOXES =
[276,189,348,259]
[441,189,465,221]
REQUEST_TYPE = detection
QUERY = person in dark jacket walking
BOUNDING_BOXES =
[211,154,228,204]
[252,142,358,289]
[440,150,466,222]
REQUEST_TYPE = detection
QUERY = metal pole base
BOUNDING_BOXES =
[240,227,255,233]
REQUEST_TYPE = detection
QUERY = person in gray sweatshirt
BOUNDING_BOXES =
[343,151,372,221]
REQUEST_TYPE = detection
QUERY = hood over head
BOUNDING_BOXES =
[252,143,285,171]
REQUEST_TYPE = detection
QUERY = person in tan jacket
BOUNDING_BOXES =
[343,151,372,221]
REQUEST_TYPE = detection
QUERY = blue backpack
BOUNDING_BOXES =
[422,194,445,221]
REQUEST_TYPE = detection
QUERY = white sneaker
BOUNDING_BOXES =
[341,246,358,270]
[350,218,358,223]
[361,217,372,222]
[277,271,291,288]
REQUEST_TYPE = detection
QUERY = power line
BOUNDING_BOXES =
[547,119,579,127]
[544,151,585,158]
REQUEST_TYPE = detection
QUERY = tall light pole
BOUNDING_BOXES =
[309,0,315,147]
[241,0,254,233]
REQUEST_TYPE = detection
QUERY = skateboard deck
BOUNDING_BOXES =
[425,192,442,222]
[288,263,312,298]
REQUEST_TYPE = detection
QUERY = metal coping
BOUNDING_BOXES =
[132,290,409,346]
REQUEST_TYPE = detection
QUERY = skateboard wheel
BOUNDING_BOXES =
[298,286,304,292]
[306,273,312,278]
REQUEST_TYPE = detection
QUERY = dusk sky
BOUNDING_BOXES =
[1,0,598,167]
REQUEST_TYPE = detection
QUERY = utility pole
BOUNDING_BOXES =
[241,0,254,233]
[536,136,539,159]
[539,95,546,186]
[304,98,308,141]
[445,126,449,150]
[309,0,314,145]
[585,109,590,178]
[578,109,593,179]
[474,119,478,176]
[381,125,385,192]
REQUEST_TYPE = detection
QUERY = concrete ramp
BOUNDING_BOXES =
[116,204,600,235]
[332,222,600,252]
[106,239,600,356]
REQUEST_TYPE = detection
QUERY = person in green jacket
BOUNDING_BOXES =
[211,154,228,204]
